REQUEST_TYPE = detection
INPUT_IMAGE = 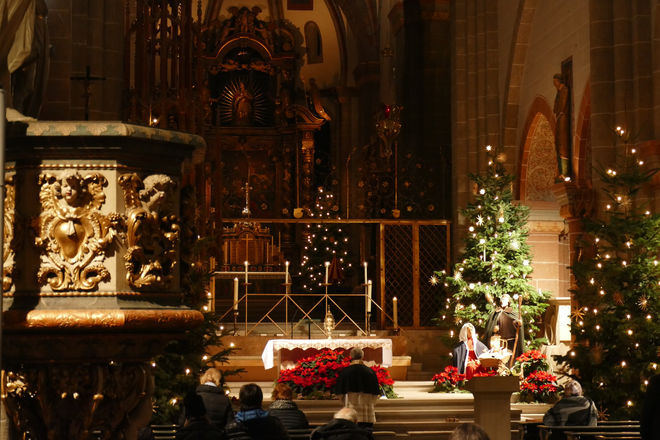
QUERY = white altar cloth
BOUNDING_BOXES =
[261,338,393,370]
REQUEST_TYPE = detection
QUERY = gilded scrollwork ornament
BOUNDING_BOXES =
[4,174,16,291]
[35,171,121,291]
[119,173,179,290]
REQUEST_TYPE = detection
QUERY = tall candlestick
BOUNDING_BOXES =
[233,277,239,311]
[393,297,398,329]
[285,261,290,284]
[363,261,368,284]
[324,261,330,284]
[367,280,372,313]
[244,261,249,283]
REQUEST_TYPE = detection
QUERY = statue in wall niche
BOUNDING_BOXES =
[35,171,121,291]
[553,73,571,181]
[119,173,179,291]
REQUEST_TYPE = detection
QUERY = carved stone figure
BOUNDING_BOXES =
[119,173,179,291]
[35,171,120,291]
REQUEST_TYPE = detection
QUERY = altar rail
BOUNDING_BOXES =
[215,219,451,329]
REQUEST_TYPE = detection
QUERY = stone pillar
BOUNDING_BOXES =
[3,121,205,439]
[465,376,520,440]
[449,0,497,247]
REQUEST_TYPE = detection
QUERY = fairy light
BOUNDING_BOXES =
[185,368,191,375]
[621,361,627,367]
[595,325,600,331]
[627,400,633,407]
[570,351,576,357]
[486,145,492,151]
[627,329,633,335]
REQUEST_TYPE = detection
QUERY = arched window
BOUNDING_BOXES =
[304,21,323,64]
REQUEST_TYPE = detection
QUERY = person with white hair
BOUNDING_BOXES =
[334,347,381,428]
[452,323,488,379]
[310,408,372,440]
[543,380,597,427]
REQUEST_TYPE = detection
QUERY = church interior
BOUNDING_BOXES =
[1,0,659,439]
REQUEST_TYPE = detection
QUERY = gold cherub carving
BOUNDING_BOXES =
[119,173,179,291]
[35,171,120,291]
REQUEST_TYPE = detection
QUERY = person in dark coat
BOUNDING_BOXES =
[483,294,525,359]
[641,374,660,440]
[268,383,309,430]
[175,392,223,440]
[334,348,381,428]
[311,408,372,440]
[452,323,488,379]
[543,380,597,427]
[197,368,234,430]
[223,383,289,440]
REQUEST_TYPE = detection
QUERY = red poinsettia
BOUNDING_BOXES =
[519,370,559,403]
[277,349,397,399]
[513,349,550,377]
[431,366,466,392]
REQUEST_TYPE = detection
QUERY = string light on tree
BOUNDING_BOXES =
[433,144,550,342]
[299,187,352,292]
[557,125,660,420]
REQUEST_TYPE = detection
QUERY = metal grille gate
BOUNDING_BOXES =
[380,221,451,328]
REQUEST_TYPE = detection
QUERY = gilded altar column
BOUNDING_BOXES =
[300,130,315,210]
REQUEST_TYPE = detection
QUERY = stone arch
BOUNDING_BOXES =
[502,0,537,174]
[518,96,556,201]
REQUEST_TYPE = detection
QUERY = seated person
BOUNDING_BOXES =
[452,323,487,379]
[449,423,490,440]
[175,392,223,440]
[543,380,597,427]
[311,408,372,440]
[268,383,310,430]
[197,367,234,430]
[224,383,289,440]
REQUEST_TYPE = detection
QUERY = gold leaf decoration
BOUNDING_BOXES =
[119,173,179,291]
[35,171,120,291]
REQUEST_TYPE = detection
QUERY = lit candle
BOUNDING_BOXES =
[393,297,398,329]
[367,280,372,313]
[233,277,239,311]
[285,261,290,284]
[324,261,330,284]
[244,261,249,283]
[363,261,368,284]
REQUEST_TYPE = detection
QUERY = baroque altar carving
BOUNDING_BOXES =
[34,171,121,291]
[119,173,180,291]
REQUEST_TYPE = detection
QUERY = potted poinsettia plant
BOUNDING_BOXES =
[512,350,559,403]
[277,348,397,399]
[431,366,466,392]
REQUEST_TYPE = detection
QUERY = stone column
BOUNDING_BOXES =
[465,376,520,440]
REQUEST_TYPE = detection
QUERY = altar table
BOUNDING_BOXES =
[261,338,393,370]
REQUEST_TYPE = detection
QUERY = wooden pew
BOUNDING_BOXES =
[538,423,640,440]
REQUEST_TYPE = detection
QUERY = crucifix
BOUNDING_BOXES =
[241,179,252,217]
[70,65,106,120]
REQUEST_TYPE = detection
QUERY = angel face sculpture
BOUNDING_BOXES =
[35,171,119,291]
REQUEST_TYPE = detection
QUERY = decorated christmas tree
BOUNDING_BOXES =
[556,127,660,419]
[433,145,550,342]
[298,187,352,292]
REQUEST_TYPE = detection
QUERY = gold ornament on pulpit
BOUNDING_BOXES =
[35,171,120,291]
[3,175,16,291]
[119,173,179,290]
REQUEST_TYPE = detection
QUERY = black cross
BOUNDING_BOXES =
[70,66,105,120]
